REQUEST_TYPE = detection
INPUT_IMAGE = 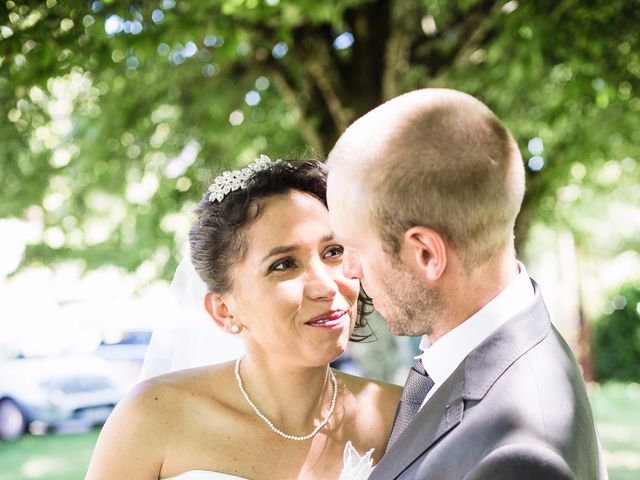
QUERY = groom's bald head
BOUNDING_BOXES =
[327,88,525,268]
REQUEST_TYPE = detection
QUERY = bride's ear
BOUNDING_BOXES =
[204,292,237,333]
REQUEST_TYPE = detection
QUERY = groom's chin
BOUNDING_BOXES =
[383,311,432,337]
[381,312,409,336]
[386,321,413,337]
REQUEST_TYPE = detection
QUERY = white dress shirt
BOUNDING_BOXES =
[417,262,535,410]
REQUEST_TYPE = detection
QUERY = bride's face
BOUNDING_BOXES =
[222,190,359,366]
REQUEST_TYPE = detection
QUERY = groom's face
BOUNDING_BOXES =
[327,174,443,336]
[327,170,412,333]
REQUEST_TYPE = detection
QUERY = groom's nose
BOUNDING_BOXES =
[342,250,363,279]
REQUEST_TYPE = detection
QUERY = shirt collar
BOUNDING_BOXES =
[417,261,535,388]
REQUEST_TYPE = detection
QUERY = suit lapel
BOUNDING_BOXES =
[371,280,552,479]
[372,369,465,479]
[462,282,550,401]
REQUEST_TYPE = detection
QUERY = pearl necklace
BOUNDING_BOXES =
[234,358,338,441]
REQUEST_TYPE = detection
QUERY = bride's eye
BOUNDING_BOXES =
[269,257,297,272]
[323,245,344,259]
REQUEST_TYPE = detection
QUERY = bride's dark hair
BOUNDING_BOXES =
[189,159,373,340]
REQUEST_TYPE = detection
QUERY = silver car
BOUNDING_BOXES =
[0,354,124,440]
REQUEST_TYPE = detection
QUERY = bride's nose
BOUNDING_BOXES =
[305,260,339,300]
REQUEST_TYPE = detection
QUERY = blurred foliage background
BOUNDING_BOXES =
[2,0,639,278]
[594,283,640,382]
[1,0,639,477]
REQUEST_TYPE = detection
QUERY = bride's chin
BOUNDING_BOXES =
[314,344,347,366]
[300,329,350,365]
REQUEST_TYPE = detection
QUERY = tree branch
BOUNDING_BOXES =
[409,0,504,77]
[304,39,352,134]
[382,0,421,100]
[267,65,325,156]
[447,0,505,71]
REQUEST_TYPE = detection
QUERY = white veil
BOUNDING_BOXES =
[138,252,245,381]
[139,156,280,381]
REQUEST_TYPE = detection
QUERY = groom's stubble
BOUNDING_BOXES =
[379,257,446,337]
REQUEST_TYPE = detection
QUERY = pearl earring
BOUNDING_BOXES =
[230,324,240,333]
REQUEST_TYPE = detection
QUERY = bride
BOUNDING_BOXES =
[86,157,401,480]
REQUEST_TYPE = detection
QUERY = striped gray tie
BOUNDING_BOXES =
[387,358,434,447]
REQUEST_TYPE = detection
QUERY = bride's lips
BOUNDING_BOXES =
[305,310,348,329]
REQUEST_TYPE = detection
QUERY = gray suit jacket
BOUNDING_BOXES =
[370,280,607,479]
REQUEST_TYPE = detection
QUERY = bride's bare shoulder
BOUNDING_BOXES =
[121,361,237,419]
[336,370,402,413]
[334,371,401,458]
[87,363,239,477]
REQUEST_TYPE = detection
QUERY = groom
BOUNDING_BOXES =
[326,89,606,479]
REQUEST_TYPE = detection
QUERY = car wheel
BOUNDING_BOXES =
[0,398,27,440]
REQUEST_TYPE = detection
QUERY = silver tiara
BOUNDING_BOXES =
[207,154,281,203]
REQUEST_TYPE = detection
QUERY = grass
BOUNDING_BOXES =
[0,383,638,479]
[590,382,640,480]
[0,428,99,480]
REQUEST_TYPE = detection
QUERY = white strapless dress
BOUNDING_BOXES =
[163,441,375,480]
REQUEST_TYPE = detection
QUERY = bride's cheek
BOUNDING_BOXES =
[353,285,361,305]
[350,304,358,324]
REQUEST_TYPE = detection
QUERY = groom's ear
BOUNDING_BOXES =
[204,292,235,331]
[403,226,446,281]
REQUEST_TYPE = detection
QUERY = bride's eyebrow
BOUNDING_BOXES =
[261,245,298,263]
[260,234,335,263]
[319,234,335,243]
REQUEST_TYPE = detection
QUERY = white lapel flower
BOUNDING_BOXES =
[339,441,376,480]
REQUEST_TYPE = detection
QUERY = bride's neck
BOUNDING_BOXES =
[236,355,334,432]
